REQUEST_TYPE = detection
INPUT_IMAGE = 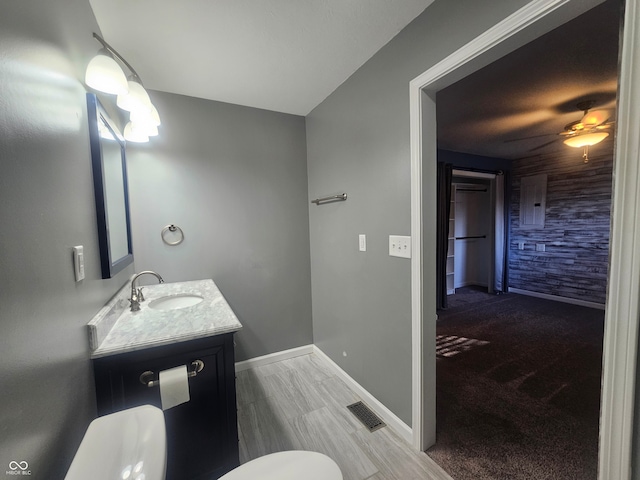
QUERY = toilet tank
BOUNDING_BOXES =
[65,405,166,480]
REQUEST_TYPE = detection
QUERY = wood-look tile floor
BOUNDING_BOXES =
[236,353,453,480]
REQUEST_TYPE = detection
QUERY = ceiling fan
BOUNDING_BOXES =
[560,100,613,138]
[506,100,615,162]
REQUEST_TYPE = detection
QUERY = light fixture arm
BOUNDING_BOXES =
[92,32,144,85]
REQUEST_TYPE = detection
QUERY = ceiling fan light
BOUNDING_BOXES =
[581,109,610,128]
[85,52,129,95]
[563,131,609,148]
[117,79,152,113]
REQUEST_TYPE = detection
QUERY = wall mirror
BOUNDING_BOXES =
[87,93,134,278]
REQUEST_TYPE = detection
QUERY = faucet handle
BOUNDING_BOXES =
[129,296,141,312]
[137,287,145,302]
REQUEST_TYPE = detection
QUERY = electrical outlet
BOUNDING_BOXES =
[359,234,366,252]
[518,242,525,250]
[389,235,411,258]
[536,243,546,252]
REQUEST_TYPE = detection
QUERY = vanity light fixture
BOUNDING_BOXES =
[131,103,161,128]
[85,50,128,96]
[117,78,152,114]
[563,131,609,163]
[85,33,161,143]
[124,122,150,144]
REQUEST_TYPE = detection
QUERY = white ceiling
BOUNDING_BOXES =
[89,0,621,160]
[89,0,434,116]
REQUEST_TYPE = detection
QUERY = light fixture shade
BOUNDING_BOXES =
[563,132,609,148]
[581,109,610,128]
[149,103,161,126]
[117,80,152,113]
[124,122,149,143]
[85,53,129,95]
[130,103,161,127]
[134,121,158,137]
[145,124,159,137]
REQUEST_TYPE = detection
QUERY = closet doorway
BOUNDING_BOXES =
[448,170,505,297]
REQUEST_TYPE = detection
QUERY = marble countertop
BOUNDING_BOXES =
[88,279,242,359]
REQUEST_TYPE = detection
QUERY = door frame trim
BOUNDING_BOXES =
[409,1,640,478]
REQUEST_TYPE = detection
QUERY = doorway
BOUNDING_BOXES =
[409,0,640,478]
[451,173,496,294]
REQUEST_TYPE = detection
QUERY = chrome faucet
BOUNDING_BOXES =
[129,271,164,312]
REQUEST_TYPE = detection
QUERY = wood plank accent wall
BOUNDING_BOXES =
[509,152,613,304]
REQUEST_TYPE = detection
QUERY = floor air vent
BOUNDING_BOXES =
[347,401,386,432]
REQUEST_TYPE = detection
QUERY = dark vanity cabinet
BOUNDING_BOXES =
[93,333,239,480]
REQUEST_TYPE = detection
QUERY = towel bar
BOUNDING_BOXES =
[311,193,347,205]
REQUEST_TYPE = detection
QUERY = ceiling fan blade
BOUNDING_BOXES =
[504,133,556,143]
[529,139,558,151]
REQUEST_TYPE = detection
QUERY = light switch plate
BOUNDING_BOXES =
[389,235,411,258]
[73,245,85,281]
[359,234,366,252]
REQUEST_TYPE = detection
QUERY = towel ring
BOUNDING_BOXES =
[161,224,184,246]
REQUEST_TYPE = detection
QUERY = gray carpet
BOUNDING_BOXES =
[427,287,604,480]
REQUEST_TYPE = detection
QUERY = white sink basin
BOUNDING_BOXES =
[148,294,204,310]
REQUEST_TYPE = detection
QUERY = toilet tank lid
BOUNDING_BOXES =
[219,451,342,480]
[64,405,166,480]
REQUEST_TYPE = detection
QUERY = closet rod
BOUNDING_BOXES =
[455,235,487,240]
[456,188,488,193]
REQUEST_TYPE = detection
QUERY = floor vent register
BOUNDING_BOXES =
[347,401,386,432]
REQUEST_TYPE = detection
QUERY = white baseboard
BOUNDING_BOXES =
[235,344,314,372]
[313,346,413,445]
[508,287,605,310]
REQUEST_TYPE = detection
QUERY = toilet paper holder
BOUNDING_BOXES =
[139,360,205,388]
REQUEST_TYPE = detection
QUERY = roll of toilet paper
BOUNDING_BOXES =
[159,364,190,410]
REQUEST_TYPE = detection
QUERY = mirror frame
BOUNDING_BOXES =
[87,93,134,278]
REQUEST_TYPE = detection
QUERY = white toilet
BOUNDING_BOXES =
[65,405,343,480]
[219,450,342,480]
[64,405,167,480]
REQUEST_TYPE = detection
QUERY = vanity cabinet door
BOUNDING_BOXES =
[92,334,239,480]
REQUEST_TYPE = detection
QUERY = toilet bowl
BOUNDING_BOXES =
[220,450,343,480]
[65,405,343,480]
[64,405,166,480]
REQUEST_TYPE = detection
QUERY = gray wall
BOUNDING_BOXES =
[0,1,135,478]
[126,91,312,361]
[509,152,613,304]
[306,0,538,427]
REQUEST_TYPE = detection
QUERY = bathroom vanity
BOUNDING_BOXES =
[89,279,242,480]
